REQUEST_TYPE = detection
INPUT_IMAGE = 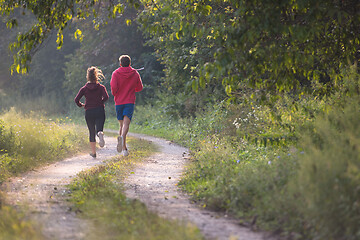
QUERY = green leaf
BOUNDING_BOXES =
[74,29,83,41]
[204,5,212,15]
[192,79,199,93]
[199,76,205,88]
[56,31,64,49]
[225,85,232,95]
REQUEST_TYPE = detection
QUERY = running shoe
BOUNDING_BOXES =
[98,131,105,148]
[90,153,96,158]
[122,149,129,157]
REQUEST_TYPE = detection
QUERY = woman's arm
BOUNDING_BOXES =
[74,87,85,107]
[102,85,109,103]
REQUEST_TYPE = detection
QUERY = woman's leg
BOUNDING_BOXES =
[95,107,106,147]
[90,142,96,156]
[95,107,106,134]
[85,110,97,156]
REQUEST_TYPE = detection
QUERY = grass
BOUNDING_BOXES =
[68,137,203,240]
[0,108,88,183]
[178,136,302,234]
[0,108,88,240]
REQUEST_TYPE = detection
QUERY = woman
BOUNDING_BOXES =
[75,66,109,158]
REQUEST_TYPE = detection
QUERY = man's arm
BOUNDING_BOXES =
[135,72,143,92]
[110,72,118,96]
[102,85,109,103]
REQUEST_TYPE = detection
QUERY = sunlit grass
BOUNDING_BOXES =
[0,108,88,183]
[69,137,203,240]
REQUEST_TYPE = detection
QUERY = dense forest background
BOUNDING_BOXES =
[1,0,359,116]
[1,0,359,239]
[0,6,164,115]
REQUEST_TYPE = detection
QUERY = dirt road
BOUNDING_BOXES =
[2,133,275,240]
[125,133,274,240]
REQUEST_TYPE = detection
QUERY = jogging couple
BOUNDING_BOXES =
[74,55,143,158]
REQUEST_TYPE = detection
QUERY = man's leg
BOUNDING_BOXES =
[116,119,123,152]
[118,120,123,136]
[121,116,131,150]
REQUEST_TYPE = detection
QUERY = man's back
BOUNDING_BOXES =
[110,66,143,105]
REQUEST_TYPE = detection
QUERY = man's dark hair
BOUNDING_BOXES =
[119,55,131,67]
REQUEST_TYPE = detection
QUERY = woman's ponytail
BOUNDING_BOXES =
[87,66,104,83]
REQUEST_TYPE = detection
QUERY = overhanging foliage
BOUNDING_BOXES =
[0,0,133,74]
[139,0,360,96]
[1,0,359,97]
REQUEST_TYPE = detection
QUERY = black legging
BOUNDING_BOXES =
[85,106,105,142]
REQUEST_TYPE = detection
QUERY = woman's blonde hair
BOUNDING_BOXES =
[87,66,104,83]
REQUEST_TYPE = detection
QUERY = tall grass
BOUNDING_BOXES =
[128,102,236,148]
[69,137,203,240]
[0,108,87,183]
[293,102,360,239]
[0,91,67,116]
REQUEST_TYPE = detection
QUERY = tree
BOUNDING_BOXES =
[138,0,360,98]
[2,0,359,99]
[0,0,133,74]
[0,10,35,88]
[1,1,163,113]
[17,30,79,99]
[137,0,227,113]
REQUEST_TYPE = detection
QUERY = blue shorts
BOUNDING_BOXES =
[115,104,135,120]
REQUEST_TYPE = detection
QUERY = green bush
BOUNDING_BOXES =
[0,119,16,154]
[179,97,360,239]
[179,136,301,228]
[294,101,360,240]
[131,101,236,148]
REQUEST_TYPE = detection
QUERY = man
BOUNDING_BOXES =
[110,55,143,156]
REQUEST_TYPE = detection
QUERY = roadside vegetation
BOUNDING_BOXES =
[0,108,87,240]
[0,108,88,184]
[68,137,203,240]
